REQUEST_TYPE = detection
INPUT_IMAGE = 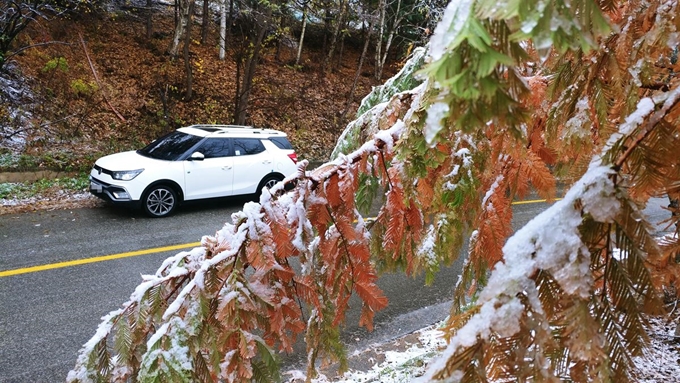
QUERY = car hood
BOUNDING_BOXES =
[95,150,167,170]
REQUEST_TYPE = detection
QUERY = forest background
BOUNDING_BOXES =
[0,0,440,177]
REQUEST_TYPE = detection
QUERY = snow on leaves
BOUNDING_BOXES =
[413,0,679,381]
[68,119,409,383]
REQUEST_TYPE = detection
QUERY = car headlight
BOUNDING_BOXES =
[112,169,144,181]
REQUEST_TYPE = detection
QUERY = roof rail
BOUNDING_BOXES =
[189,124,254,130]
[184,124,284,136]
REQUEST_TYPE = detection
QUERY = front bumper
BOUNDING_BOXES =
[89,177,140,208]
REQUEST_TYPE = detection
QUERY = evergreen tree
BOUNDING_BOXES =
[68,0,680,381]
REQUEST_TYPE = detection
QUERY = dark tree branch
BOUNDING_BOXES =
[2,40,71,62]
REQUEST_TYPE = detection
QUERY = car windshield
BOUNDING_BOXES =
[137,131,203,161]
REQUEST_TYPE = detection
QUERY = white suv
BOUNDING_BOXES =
[89,124,298,217]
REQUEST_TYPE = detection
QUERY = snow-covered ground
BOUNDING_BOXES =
[0,189,102,214]
[0,62,35,152]
[286,313,680,382]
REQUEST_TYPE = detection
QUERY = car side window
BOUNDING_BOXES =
[196,138,231,158]
[233,138,265,156]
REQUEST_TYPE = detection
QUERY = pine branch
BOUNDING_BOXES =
[614,87,680,171]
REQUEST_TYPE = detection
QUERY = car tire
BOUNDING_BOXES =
[257,174,284,197]
[142,184,178,218]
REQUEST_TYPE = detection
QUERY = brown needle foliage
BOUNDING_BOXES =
[69,0,680,382]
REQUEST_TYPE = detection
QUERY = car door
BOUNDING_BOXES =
[183,137,234,200]
[231,138,275,195]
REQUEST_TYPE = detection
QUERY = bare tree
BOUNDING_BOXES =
[201,0,209,44]
[342,9,375,122]
[0,0,71,71]
[168,0,195,56]
[184,1,195,99]
[219,0,226,59]
[218,0,236,61]
[321,0,347,76]
[234,5,272,125]
[374,0,426,80]
[294,0,310,65]
[374,0,386,80]
[144,0,154,39]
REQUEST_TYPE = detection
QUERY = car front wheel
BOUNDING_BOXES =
[142,185,178,218]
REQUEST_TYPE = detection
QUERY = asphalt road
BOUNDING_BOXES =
[0,196,673,382]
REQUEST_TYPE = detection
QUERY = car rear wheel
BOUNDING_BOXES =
[142,185,177,218]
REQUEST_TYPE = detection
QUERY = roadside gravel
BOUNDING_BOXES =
[0,189,104,215]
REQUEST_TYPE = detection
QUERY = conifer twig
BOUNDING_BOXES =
[378,150,394,190]
[614,88,680,171]
[602,223,613,300]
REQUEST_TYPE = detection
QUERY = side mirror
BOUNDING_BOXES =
[188,152,205,161]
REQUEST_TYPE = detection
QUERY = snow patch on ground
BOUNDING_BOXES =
[0,191,102,214]
[632,315,680,382]
[0,62,35,152]
[286,324,448,383]
[285,312,680,382]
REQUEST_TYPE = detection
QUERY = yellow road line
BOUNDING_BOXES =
[512,198,562,205]
[1,198,561,278]
[0,242,201,278]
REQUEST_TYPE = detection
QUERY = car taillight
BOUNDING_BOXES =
[287,152,298,163]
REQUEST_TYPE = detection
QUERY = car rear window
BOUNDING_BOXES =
[233,138,265,155]
[137,131,203,161]
[269,137,293,150]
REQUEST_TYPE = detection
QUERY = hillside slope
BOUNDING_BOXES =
[0,5,399,171]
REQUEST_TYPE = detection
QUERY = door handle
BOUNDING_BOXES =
[262,160,272,164]
[222,166,232,170]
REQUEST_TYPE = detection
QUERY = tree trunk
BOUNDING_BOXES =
[234,53,242,122]
[337,32,345,69]
[235,8,271,125]
[321,3,331,54]
[174,0,179,31]
[275,18,282,61]
[377,29,395,80]
[219,0,226,60]
[168,0,194,56]
[321,0,347,76]
[184,1,195,100]
[377,0,404,81]
[201,0,209,44]
[341,12,375,123]
[295,1,308,66]
[227,0,234,52]
[374,0,386,80]
[145,0,153,40]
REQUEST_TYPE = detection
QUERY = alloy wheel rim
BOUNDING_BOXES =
[264,178,278,189]
[147,188,174,216]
